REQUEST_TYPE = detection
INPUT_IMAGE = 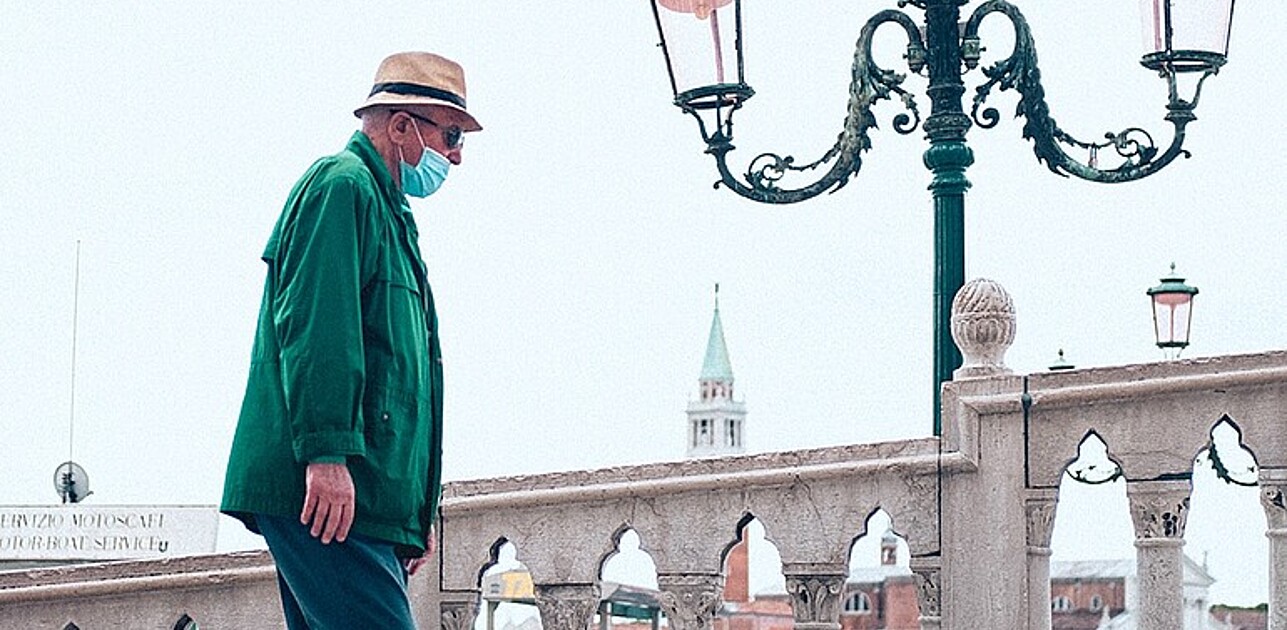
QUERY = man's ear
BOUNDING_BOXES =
[386,111,413,141]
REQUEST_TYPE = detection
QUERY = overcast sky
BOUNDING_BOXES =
[1,0,1282,609]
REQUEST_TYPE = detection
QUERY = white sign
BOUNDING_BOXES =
[0,505,219,561]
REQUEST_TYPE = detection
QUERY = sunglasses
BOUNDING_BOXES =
[398,110,464,150]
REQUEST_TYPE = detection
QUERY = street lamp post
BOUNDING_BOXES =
[647,0,1235,435]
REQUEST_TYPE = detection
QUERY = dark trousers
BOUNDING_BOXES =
[256,513,417,630]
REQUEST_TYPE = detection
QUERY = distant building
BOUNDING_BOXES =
[687,287,746,459]
[1050,556,1236,630]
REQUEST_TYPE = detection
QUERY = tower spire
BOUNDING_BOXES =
[701,284,734,381]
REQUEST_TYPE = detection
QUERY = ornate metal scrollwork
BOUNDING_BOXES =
[963,0,1211,183]
[706,9,924,204]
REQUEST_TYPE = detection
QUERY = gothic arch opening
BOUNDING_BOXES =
[1185,416,1268,619]
[1049,431,1135,626]
[474,539,536,630]
[600,527,659,589]
[718,515,790,629]
[845,509,919,629]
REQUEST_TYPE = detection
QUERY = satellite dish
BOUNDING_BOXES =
[54,461,92,504]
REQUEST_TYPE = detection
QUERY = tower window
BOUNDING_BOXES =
[698,419,712,446]
[1089,595,1103,611]
[843,592,872,614]
[726,419,739,447]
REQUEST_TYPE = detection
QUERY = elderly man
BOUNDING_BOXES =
[221,52,480,629]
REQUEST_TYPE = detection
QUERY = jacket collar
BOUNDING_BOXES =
[346,131,405,210]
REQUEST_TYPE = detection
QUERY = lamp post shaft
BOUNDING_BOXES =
[923,0,973,435]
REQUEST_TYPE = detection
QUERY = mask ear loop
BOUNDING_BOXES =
[395,115,430,164]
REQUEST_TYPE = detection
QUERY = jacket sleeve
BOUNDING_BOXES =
[271,172,370,463]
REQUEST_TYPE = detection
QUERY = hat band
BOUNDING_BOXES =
[368,82,467,109]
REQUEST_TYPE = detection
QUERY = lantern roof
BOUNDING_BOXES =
[1147,263,1199,297]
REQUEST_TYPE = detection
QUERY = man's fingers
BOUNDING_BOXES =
[405,557,428,576]
[299,491,318,525]
[311,502,331,539]
[335,502,354,543]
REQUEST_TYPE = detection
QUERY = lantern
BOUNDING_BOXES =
[1139,0,1236,72]
[649,0,753,141]
[1147,263,1199,355]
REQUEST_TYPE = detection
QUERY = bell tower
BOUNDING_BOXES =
[686,284,747,458]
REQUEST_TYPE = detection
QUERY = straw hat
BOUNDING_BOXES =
[354,52,482,132]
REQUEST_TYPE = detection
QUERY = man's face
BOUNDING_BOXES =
[391,106,471,166]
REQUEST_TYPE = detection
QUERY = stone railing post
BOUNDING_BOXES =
[1261,468,1287,630]
[910,556,942,630]
[782,563,846,630]
[534,584,600,630]
[1127,479,1191,630]
[655,573,724,630]
[438,591,481,630]
[1025,488,1059,630]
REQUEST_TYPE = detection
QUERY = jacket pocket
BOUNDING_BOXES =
[352,393,427,527]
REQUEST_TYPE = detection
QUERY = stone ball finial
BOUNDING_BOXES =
[950,278,1016,379]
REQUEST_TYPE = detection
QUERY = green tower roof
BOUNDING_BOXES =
[700,295,734,382]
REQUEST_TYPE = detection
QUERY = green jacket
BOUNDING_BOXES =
[221,132,443,555]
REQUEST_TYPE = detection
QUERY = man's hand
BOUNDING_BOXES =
[403,524,437,576]
[300,462,355,544]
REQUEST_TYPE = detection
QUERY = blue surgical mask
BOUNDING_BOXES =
[399,122,450,198]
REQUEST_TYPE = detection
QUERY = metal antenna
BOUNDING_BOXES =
[68,241,81,468]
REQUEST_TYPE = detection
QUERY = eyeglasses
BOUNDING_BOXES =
[398,110,464,150]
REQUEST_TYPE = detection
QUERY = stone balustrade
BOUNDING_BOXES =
[1,279,1283,630]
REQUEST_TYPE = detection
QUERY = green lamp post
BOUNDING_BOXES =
[1147,263,1199,358]
[647,0,1235,435]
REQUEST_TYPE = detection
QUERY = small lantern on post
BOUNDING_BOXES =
[649,0,753,144]
[1147,263,1199,358]
[1139,0,1236,73]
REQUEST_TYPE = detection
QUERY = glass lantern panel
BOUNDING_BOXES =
[1153,301,1192,345]
[1140,0,1234,56]
[654,0,741,97]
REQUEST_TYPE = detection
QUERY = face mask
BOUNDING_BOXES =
[398,122,451,198]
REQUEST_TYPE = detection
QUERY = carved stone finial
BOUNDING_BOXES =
[950,278,1016,379]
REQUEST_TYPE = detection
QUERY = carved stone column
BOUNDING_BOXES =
[534,584,600,630]
[1127,479,1191,630]
[655,573,724,630]
[1025,488,1058,630]
[910,556,942,630]
[782,563,846,630]
[438,591,481,630]
[1261,468,1287,630]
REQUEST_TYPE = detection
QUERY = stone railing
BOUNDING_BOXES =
[427,279,1287,630]
[1,279,1283,630]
